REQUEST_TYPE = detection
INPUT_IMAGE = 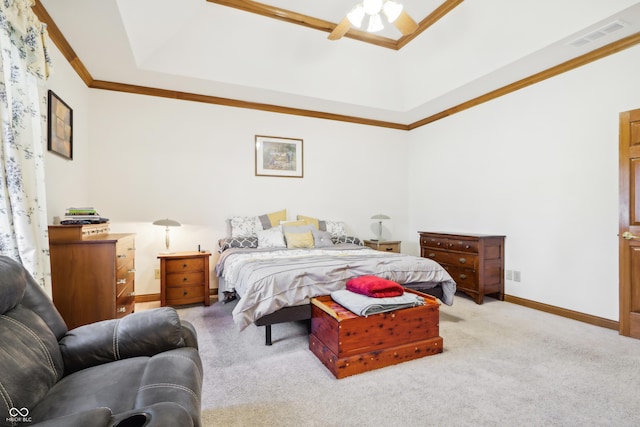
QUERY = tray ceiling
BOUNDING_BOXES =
[38,0,640,127]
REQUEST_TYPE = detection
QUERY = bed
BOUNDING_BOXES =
[215,211,456,344]
[215,240,456,344]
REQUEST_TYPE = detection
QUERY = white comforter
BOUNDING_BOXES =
[216,244,456,330]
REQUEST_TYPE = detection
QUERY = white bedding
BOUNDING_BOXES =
[215,244,456,330]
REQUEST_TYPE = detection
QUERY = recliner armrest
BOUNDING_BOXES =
[30,403,194,427]
[60,307,193,375]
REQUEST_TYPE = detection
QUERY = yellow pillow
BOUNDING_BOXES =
[296,215,319,229]
[267,209,286,226]
[285,231,315,248]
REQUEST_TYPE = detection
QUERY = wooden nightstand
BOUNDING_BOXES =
[158,251,211,307]
[363,240,401,253]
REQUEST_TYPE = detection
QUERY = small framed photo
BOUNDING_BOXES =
[47,90,73,160]
[255,135,303,178]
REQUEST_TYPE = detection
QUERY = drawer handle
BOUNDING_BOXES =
[183,263,188,268]
[428,253,436,258]
[436,242,441,246]
[183,290,188,296]
[117,279,127,285]
[129,291,135,296]
[459,258,467,264]
[117,254,126,259]
[117,307,126,313]
[128,247,135,251]
[183,277,188,282]
[128,269,136,273]
[385,247,393,251]
[459,274,467,279]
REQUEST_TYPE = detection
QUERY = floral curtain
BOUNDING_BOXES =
[0,0,52,292]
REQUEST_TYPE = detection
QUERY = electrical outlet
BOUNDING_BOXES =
[506,270,513,280]
[513,271,521,282]
[154,269,160,279]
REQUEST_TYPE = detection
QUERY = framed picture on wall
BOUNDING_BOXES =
[255,135,303,178]
[47,90,73,160]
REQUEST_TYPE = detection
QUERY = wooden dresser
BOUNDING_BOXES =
[419,232,505,304]
[49,224,136,329]
[158,251,211,307]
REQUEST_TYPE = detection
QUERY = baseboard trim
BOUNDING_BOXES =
[504,294,619,331]
[135,293,160,303]
[135,289,219,304]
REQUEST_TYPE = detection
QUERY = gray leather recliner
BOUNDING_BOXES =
[0,255,203,427]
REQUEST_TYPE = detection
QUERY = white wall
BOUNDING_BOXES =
[44,36,640,322]
[44,44,92,218]
[84,91,408,296]
[407,44,640,321]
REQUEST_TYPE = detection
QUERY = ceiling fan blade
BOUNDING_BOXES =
[328,17,351,40]
[393,10,418,35]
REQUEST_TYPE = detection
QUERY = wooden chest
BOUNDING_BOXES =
[309,289,443,379]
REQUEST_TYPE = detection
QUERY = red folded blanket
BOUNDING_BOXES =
[346,275,404,298]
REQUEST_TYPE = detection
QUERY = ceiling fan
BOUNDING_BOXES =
[328,0,418,40]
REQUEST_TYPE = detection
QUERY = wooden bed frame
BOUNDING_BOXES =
[253,285,445,345]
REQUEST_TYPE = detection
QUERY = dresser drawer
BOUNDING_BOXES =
[116,282,135,318]
[422,248,478,269]
[421,235,478,253]
[420,235,448,249]
[166,257,204,273]
[443,265,477,289]
[166,285,205,302]
[115,237,135,267]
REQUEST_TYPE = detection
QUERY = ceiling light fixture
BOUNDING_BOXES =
[347,0,403,33]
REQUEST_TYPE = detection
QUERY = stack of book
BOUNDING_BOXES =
[61,207,108,224]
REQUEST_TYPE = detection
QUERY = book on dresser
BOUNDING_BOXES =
[418,231,505,304]
[48,223,136,329]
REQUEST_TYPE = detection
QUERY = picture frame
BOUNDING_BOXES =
[255,135,303,178]
[47,90,73,160]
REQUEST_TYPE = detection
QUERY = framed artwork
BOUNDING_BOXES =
[47,90,73,160]
[255,135,303,178]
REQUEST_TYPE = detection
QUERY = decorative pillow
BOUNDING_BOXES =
[297,215,323,230]
[285,230,315,248]
[333,235,362,245]
[324,220,346,238]
[312,229,334,248]
[258,209,286,230]
[218,237,259,253]
[282,223,315,235]
[296,215,345,238]
[280,219,307,227]
[256,226,286,249]
[229,209,286,237]
[229,216,261,238]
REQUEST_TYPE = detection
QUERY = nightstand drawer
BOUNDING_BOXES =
[166,271,204,287]
[166,257,204,273]
[166,285,205,303]
[363,240,401,253]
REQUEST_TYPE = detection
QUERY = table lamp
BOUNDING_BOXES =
[153,218,181,253]
[371,214,390,241]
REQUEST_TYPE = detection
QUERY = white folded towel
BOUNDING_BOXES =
[330,289,424,316]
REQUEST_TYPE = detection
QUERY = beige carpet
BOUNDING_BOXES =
[177,294,640,427]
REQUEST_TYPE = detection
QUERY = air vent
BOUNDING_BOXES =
[568,20,628,48]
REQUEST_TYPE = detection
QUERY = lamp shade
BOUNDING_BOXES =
[371,214,391,220]
[152,218,181,227]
